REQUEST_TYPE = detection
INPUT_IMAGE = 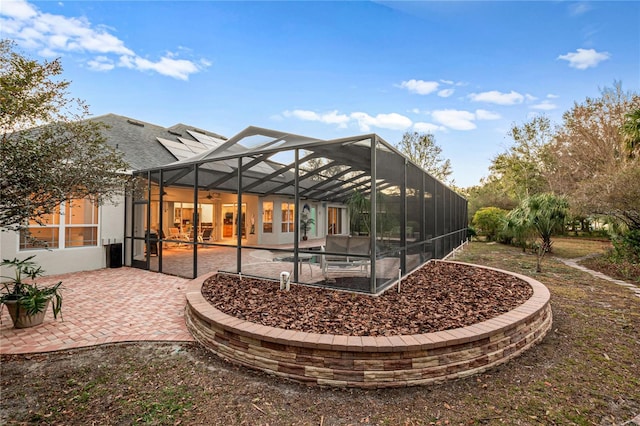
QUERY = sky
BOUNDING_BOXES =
[2,0,639,188]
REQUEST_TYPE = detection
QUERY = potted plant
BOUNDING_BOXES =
[300,217,315,241]
[0,256,63,328]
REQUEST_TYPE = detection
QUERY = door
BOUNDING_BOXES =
[222,203,246,240]
[131,201,149,269]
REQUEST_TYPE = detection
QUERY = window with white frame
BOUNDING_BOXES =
[281,202,295,233]
[262,201,273,233]
[19,198,99,250]
[65,198,99,247]
[19,207,60,250]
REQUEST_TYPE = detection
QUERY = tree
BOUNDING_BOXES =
[397,131,452,183]
[488,115,553,201]
[0,40,129,231]
[466,178,518,223]
[621,108,640,158]
[506,193,569,272]
[545,82,640,230]
[472,207,509,242]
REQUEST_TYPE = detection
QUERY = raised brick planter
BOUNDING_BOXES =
[185,261,552,388]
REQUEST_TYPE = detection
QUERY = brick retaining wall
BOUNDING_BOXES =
[185,261,552,388]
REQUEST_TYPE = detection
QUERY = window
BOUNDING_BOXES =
[19,198,99,250]
[20,208,60,250]
[65,198,99,247]
[262,201,273,233]
[281,202,295,233]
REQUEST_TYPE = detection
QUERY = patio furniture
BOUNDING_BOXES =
[321,235,371,279]
[201,227,213,242]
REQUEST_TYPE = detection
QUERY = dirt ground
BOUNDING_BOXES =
[1,240,639,425]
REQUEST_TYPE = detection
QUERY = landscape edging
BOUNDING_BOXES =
[185,261,552,388]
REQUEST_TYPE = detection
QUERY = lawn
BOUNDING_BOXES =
[1,239,639,425]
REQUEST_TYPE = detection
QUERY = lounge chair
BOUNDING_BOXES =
[321,235,371,279]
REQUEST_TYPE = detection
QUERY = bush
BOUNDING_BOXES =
[472,207,509,241]
[612,229,640,263]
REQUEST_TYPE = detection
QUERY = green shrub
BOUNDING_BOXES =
[612,229,640,263]
[472,207,509,241]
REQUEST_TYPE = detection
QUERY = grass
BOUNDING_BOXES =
[1,238,639,425]
[550,237,612,259]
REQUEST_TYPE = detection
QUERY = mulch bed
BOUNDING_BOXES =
[201,261,533,336]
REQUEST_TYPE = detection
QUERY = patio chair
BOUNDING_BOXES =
[168,227,182,240]
[201,227,213,242]
[321,235,371,279]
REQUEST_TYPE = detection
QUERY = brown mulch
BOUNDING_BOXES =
[201,261,533,336]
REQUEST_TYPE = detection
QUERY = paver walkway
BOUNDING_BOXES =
[0,267,192,355]
[557,256,640,298]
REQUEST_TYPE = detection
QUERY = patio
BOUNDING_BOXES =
[0,267,191,355]
[0,242,375,355]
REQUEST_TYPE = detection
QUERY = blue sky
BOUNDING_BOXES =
[2,1,639,187]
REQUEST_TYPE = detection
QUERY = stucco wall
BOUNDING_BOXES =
[0,196,125,278]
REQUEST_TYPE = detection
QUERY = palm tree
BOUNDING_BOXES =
[506,193,569,272]
[621,108,640,158]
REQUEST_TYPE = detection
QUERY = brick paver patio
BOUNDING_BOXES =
[0,267,192,355]
[0,243,327,355]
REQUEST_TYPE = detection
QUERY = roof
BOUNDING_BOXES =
[89,114,228,170]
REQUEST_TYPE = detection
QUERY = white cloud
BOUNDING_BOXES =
[557,48,610,70]
[87,55,114,71]
[413,122,446,133]
[525,94,538,102]
[350,112,412,132]
[0,0,207,80]
[568,2,591,16]
[283,109,412,132]
[438,88,454,98]
[475,109,501,120]
[547,93,559,99]
[428,109,500,131]
[0,0,37,19]
[398,79,439,95]
[531,100,557,111]
[118,55,201,81]
[432,109,477,131]
[469,90,525,105]
[283,110,350,128]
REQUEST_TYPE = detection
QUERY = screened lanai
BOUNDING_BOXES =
[125,126,468,294]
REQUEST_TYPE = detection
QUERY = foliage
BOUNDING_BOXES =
[397,131,452,183]
[0,255,62,318]
[545,82,640,230]
[611,229,640,264]
[0,39,130,231]
[621,108,640,158]
[346,190,371,235]
[506,193,569,272]
[581,249,640,283]
[472,207,509,241]
[466,226,477,240]
[489,115,553,201]
[299,217,315,236]
[466,179,518,223]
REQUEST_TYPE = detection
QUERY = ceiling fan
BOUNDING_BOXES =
[199,191,221,201]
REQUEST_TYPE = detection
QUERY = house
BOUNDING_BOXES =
[1,114,468,294]
[0,114,228,276]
